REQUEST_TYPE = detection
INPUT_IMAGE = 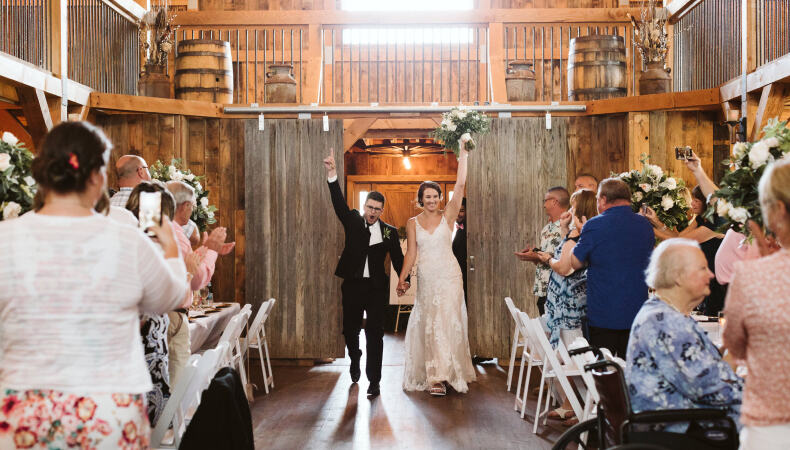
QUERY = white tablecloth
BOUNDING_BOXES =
[188,303,240,353]
[698,319,722,347]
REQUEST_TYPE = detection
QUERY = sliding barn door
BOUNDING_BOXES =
[467,117,569,359]
[245,119,345,359]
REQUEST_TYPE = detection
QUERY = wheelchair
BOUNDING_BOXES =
[552,347,739,450]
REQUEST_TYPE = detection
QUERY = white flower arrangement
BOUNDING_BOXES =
[0,132,36,221]
[149,158,217,232]
[706,118,790,237]
[616,155,689,230]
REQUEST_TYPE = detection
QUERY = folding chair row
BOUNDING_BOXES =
[241,298,276,394]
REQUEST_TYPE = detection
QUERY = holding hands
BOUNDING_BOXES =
[396,280,410,297]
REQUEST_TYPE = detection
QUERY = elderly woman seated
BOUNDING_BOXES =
[626,238,744,428]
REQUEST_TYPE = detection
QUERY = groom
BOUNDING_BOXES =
[324,150,408,397]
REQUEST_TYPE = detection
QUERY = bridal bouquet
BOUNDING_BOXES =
[705,119,790,237]
[431,106,491,156]
[150,158,217,232]
[0,132,36,221]
[616,156,689,230]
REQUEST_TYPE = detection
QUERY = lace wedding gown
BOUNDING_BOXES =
[403,216,477,393]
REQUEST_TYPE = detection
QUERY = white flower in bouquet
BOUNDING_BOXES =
[762,137,780,148]
[728,206,750,224]
[645,164,663,179]
[195,182,202,192]
[1,132,19,146]
[186,173,195,181]
[168,165,178,178]
[2,201,21,220]
[661,194,675,211]
[200,197,209,207]
[633,191,643,202]
[24,176,35,186]
[748,141,772,168]
[447,123,457,132]
[0,153,11,171]
[207,210,214,219]
[619,172,629,179]
[716,199,731,217]
[732,142,748,159]
[659,177,678,190]
[639,183,653,192]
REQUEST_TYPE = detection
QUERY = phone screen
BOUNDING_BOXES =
[138,191,162,236]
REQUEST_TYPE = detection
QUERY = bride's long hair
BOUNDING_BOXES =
[417,181,443,208]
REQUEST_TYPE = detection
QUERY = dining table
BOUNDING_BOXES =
[187,302,240,353]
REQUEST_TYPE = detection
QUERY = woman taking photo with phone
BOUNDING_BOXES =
[0,122,188,448]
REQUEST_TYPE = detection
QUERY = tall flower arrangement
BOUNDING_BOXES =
[138,2,178,68]
[616,156,689,230]
[0,132,36,220]
[630,0,669,65]
[705,119,790,237]
[431,106,491,156]
[149,158,217,232]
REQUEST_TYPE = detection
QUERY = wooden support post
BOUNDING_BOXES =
[0,110,34,150]
[49,0,68,122]
[302,24,324,105]
[343,117,377,152]
[627,112,650,170]
[487,23,507,104]
[741,0,756,119]
[17,87,53,146]
[749,83,787,140]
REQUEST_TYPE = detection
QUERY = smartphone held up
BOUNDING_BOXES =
[675,146,693,160]
[138,191,162,236]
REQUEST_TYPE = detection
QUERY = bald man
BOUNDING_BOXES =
[110,155,151,208]
[574,173,598,193]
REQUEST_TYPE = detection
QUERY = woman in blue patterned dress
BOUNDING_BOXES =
[627,238,743,429]
[537,189,598,425]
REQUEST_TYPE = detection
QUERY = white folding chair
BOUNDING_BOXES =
[504,297,528,392]
[217,311,251,400]
[525,315,584,433]
[514,311,543,414]
[242,298,276,394]
[151,342,228,449]
[566,337,600,422]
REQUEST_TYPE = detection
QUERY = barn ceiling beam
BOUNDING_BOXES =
[0,110,34,149]
[343,117,377,152]
[749,83,787,141]
[16,87,53,147]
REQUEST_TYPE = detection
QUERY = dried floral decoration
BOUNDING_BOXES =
[138,1,178,69]
[630,0,669,66]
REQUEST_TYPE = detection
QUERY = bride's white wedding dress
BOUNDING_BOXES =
[403,215,477,393]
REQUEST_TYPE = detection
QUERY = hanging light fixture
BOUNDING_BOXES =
[402,146,411,169]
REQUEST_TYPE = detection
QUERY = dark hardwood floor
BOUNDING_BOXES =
[249,333,564,449]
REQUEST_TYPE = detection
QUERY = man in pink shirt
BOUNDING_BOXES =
[166,180,235,383]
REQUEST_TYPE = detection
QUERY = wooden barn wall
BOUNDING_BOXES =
[196,0,645,12]
[96,114,246,307]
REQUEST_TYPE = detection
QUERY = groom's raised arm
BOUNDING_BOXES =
[324,150,352,222]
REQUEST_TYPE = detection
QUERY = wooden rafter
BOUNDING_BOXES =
[343,117,377,152]
[721,52,790,102]
[17,87,53,147]
[0,110,34,149]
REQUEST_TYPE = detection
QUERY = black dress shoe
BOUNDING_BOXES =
[367,382,380,397]
[350,357,361,383]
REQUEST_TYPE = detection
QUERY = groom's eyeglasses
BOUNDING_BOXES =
[365,205,383,213]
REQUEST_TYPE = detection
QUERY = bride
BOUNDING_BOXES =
[398,136,476,396]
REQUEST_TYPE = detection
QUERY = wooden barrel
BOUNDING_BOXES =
[175,40,233,103]
[567,35,627,101]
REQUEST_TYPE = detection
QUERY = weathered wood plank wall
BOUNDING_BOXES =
[244,119,346,358]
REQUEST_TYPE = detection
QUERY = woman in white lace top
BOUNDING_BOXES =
[0,122,188,449]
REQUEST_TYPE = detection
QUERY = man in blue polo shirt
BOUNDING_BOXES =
[571,178,654,357]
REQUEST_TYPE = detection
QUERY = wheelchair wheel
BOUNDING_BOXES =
[552,418,601,450]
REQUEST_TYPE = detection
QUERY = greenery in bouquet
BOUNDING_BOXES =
[431,106,491,157]
[705,118,790,237]
[0,132,36,221]
[149,158,217,232]
[616,156,689,230]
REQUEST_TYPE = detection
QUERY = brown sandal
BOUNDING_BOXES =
[429,383,446,396]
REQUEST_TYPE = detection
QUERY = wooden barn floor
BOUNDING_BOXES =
[249,332,564,449]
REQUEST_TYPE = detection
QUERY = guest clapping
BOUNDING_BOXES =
[0,122,187,448]
[626,239,743,428]
[570,178,654,356]
[515,187,570,315]
[723,159,790,449]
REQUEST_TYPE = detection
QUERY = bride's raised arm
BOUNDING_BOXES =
[444,140,469,225]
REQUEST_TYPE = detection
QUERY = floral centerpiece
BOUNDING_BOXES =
[431,106,491,156]
[0,132,36,220]
[616,156,689,230]
[705,119,790,237]
[149,158,217,232]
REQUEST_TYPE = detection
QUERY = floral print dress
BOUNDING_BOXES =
[0,390,149,449]
[626,297,744,429]
[545,235,587,347]
[141,313,170,427]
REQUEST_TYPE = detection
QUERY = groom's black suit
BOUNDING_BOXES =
[328,179,407,384]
